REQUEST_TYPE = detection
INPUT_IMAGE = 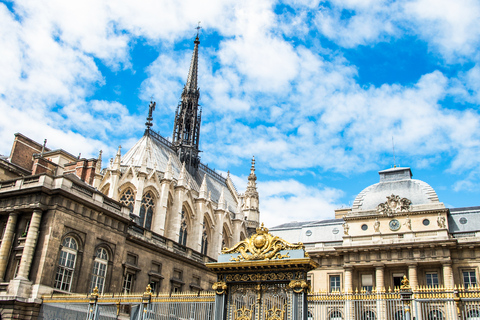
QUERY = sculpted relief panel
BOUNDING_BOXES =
[376,194,411,216]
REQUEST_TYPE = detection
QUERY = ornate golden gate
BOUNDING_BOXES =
[207,223,317,320]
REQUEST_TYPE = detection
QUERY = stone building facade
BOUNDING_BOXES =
[0,35,259,319]
[271,167,480,293]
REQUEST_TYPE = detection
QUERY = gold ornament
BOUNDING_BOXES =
[222,223,304,261]
[212,281,228,295]
[288,280,309,293]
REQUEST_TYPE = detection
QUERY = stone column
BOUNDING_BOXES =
[375,265,385,292]
[16,209,42,280]
[344,267,353,293]
[0,212,18,281]
[344,267,354,320]
[408,264,418,290]
[443,263,454,289]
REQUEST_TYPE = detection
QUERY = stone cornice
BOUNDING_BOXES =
[343,208,448,221]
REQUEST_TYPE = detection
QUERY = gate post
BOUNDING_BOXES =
[400,276,413,320]
[212,280,228,320]
[87,287,99,320]
[141,285,153,320]
[454,286,463,320]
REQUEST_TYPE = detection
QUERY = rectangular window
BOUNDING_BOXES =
[123,273,135,294]
[463,271,477,288]
[426,272,439,287]
[330,275,341,292]
[150,279,160,293]
[361,274,373,292]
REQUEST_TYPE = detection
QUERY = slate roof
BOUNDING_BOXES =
[121,130,238,213]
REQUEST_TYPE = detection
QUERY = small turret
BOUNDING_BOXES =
[243,156,260,235]
[113,146,122,170]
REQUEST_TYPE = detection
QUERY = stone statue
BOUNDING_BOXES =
[148,101,156,119]
[374,218,380,233]
[343,221,349,235]
[404,215,411,230]
[437,213,446,228]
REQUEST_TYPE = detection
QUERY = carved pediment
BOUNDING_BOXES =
[222,223,304,261]
[376,194,411,216]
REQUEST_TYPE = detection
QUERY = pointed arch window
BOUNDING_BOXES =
[222,228,230,250]
[139,191,155,230]
[201,221,208,256]
[179,210,188,246]
[90,247,108,294]
[119,188,135,214]
[54,237,78,292]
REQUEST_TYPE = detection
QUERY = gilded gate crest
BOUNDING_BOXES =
[222,223,305,261]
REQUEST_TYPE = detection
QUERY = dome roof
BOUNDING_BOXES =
[352,167,440,211]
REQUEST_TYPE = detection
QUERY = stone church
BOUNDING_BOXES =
[0,34,259,318]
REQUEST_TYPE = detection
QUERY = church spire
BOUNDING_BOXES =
[243,156,260,235]
[172,31,202,177]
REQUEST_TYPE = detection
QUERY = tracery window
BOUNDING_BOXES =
[119,188,135,214]
[90,247,108,294]
[179,210,188,246]
[139,191,155,230]
[201,221,208,255]
[54,237,78,292]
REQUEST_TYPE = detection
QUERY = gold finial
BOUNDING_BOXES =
[144,284,152,296]
[401,275,411,290]
[91,286,99,298]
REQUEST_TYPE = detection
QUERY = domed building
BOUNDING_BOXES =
[270,166,480,292]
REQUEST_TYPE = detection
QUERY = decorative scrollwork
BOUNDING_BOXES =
[225,272,295,283]
[222,223,304,261]
[266,304,286,320]
[288,280,309,293]
[212,281,228,295]
[234,305,253,320]
[377,194,411,216]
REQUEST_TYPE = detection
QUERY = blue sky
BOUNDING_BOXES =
[1,0,480,226]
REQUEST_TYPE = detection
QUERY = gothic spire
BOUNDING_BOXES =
[172,32,202,177]
[246,156,258,195]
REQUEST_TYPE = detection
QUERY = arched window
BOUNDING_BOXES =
[119,188,135,214]
[330,311,342,320]
[222,227,230,249]
[467,309,480,320]
[362,310,376,320]
[427,310,444,320]
[201,221,208,255]
[179,210,188,246]
[90,247,109,294]
[394,310,404,320]
[139,191,155,230]
[54,237,78,292]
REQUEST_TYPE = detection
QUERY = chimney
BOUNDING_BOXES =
[64,158,98,186]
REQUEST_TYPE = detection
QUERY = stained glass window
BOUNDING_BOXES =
[179,210,188,246]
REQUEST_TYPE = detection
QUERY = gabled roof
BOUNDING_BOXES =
[120,130,238,213]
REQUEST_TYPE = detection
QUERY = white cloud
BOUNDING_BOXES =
[258,179,344,227]
[404,0,480,59]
